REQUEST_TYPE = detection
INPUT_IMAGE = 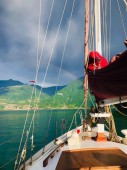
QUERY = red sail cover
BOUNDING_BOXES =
[88,51,108,70]
[88,50,127,100]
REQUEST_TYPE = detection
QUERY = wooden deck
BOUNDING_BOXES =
[56,148,127,170]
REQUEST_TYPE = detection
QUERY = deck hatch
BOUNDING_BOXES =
[56,148,127,170]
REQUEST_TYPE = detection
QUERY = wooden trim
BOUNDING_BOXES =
[90,166,127,170]
[63,147,119,153]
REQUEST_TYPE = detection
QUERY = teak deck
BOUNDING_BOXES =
[56,148,127,170]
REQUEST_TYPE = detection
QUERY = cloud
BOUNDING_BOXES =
[0,0,84,86]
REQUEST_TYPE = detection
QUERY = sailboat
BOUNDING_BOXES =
[15,0,127,169]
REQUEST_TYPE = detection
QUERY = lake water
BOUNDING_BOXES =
[0,109,127,170]
[0,109,82,170]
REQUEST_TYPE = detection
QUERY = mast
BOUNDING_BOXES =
[84,0,89,65]
[84,0,89,119]
[95,0,102,53]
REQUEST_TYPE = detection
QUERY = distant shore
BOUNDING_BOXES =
[0,107,84,112]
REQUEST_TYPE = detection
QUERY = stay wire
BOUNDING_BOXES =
[17,0,69,164]
[42,0,76,153]
[117,0,127,38]
[14,0,43,168]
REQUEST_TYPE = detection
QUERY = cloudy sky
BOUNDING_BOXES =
[0,0,127,87]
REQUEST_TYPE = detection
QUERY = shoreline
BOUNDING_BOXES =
[0,107,85,112]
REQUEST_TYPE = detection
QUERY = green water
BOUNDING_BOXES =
[0,109,82,170]
[0,109,127,170]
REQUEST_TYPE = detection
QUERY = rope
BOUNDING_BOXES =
[53,0,76,94]
[35,0,55,82]
[36,0,42,70]
[15,0,56,165]
[75,114,77,127]
[14,0,43,167]
[112,105,127,117]
[14,86,35,170]
[105,106,121,143]
[29,0,68,111]
[53,0,76,140]
[108,0,112,61]
[123,0,127,9]
[42,0,76,153]
[42,110,53,154]
[16,0,76,166]
[88,92,95,108]
[68,100,84,132]
[89,0,95,51]
[17,131,29,170]
[15,0,60,167]
[117,0,127,38]
[14,0,42,167]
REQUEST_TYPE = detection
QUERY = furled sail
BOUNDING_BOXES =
[88,50,127,100]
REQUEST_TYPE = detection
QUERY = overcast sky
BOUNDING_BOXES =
[0,0,127,87]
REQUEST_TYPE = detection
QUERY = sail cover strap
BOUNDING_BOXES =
[88,50,127,100]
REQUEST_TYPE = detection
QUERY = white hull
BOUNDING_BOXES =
[20,126,127,170]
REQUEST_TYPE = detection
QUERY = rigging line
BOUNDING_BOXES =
[105,1,109,61]
[108,0,112,61]
[104,1,109,60]
[53,0,76,98]
[90,0,95,51]
[123,0,127,9]
[41,0,68,87]
[14,86,36,170]
[88,92,96,108]
[31,0,68,107]
[36,0,42,69]
[14,0,46,167]
[102,0,108,60]
[14,0,43,167]
[35,0,55,82]
[17,0,69,161]
[33,0,55,112]
[68,100,84,132]
[31,0,43,111]
[51,0,76,141]
[28,0,55,112]
[14,0,42,168]
[112,105,127,117]
[102,0,106,55]
[32,0,56,113]
[117,0,127,38]
[42,110,53,154]
[89,1,94,51]
[31,0,69,129]
[27,0,69,116]
[0,156,16,169]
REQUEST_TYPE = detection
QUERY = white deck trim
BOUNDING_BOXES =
[90,113,110,118]
[23,127,127,170]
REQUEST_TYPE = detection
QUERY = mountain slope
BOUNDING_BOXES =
[36,85,67,96]
[0,79,23,88]
[0,77,94,110]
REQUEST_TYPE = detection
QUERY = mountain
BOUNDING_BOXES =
[0,79,24,87]
[0,77,94,110]
[0,79,66,96]
[36,85,67,96]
